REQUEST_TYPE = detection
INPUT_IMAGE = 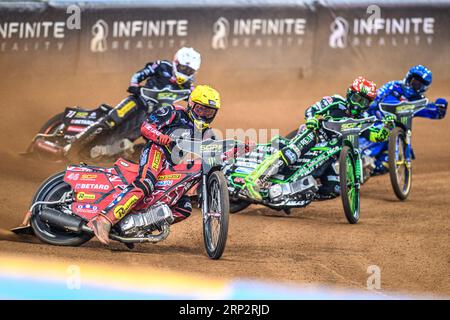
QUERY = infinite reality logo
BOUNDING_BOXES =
[329,15,435,49]
[211,16,306,50]
[90,19,108,52]
[329,17,349,49]
[212,17,230,50]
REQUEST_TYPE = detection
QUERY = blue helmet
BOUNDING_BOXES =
[404,65,432,94]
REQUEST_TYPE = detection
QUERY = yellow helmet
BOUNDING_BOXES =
[188,85,221,130]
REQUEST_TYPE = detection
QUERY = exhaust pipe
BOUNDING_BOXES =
[34,139,64,157]
[39,208,169,243]
[109,224,170,244]
[39,208,92,234]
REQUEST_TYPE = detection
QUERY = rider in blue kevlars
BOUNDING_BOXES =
[360,65,448,176]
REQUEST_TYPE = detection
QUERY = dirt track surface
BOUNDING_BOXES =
[0,75,449,297]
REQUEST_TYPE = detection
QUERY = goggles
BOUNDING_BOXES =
[349,92,371,109]
[176,63,196,76]
[192,103,217,121]
[409,76,426,92]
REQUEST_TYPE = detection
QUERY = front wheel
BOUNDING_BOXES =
[203,171,230,260]
[388,127,411,201]
[339,146,360,224]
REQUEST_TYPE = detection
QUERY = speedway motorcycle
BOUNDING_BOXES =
[23,87,190,163]
[370,98,428,200]
[223,117,379,224]
[13,138,241,259]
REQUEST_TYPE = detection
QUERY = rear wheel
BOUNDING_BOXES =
[39,112,65,135]
[339,146,360,224]
[30,172,92,246]
[203,171,230,260]
[33,113,66,160]
[388,127,411,200]
[285,129,298,139]
[229,199,251,214]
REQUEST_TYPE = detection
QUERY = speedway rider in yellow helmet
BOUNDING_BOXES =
[86,85,221,245]
[187,84,221,130]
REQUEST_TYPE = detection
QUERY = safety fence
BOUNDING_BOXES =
[0,1,449,81]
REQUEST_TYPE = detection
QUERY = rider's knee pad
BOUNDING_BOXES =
[109,97,140,125]
[132,175,156,197]
[319,175,340,197]
[173,196,192,220]
[280,146,300,165]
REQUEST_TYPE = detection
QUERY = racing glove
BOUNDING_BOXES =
[435,98,448,118]
[372,126,390,142]
[157,134,173,146]
[382,114,396,129]
[127,85,140,95]
[305,117,320,131]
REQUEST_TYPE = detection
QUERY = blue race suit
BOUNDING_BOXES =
[360,80,447,175]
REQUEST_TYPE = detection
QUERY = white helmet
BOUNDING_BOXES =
[172,47,201,85]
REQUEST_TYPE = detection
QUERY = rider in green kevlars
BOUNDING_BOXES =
[244,76,395,201]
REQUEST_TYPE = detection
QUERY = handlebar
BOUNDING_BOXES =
[140,87,191,105]
[321,116,378,136]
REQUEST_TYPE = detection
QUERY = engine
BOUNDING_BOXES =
[117,203,174,237]
[268,175,318,203]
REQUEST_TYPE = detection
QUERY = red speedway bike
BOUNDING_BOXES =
[13,138,242,259]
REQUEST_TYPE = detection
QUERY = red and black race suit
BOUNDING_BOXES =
[102,104,211,225]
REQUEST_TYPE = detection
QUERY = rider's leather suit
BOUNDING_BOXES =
[101,104,211,226]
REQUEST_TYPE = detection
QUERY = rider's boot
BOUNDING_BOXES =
[87,214,112,245]
[372,151,389,175]
[244,151,286,201]
[88,185,145,245]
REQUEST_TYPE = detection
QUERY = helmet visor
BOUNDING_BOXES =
[192,103,217,121]
[176,64,196,77]
[350,92,371,110]
[409,76,427,92]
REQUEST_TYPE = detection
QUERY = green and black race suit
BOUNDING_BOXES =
[281,94,389,166]
[244,94,390,200]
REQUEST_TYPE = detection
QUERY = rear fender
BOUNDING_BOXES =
[63,166,124,219]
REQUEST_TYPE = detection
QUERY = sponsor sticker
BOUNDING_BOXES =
[156,180,173,187]
[76,192,96,201]
[66,173,80,180]
[75,183,110,190]
[158,174,181,180]
[119,160,130,167]
[200,144,222,151]
[152,150,162,170]
[284,149,297,163]
[76,204,98,213]
[117,101,136,118]
[113,195,139,220]
[70,119,95,125]
[67,126,85,133]
[396,105,415,113]
[75,111,89,118]
[81,174,97,181]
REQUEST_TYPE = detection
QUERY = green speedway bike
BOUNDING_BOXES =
[222,117,378,224]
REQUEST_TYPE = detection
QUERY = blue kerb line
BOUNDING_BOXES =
[0,274,421,300]
[0,275,220,300]
[227,280,399,300]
